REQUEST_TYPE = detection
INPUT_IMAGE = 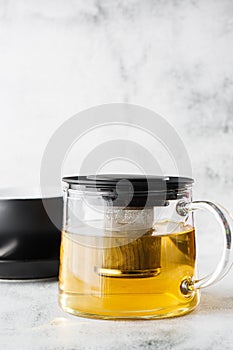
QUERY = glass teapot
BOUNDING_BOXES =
[59,174,232,319]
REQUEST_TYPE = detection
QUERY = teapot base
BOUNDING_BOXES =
[59,290,200,320]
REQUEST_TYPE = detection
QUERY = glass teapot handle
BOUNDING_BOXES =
[178,200,233,294]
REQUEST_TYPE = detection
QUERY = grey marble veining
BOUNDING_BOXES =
[0,0,233,197]
[1,261,233,350]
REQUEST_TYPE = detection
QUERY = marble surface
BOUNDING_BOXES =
[0,261,233,350]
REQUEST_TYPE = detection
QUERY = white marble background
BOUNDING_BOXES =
[0,0,232,269]
[0,0,233,206]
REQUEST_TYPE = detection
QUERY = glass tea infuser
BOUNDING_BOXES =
[59,174,233,319]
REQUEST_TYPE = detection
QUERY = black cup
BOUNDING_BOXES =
[0,190,62,279]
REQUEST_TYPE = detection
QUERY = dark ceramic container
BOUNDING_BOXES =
[0,188,62,279]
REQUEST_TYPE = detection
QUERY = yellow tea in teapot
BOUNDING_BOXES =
[59,221,199,319]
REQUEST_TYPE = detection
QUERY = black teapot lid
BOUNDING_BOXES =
[63,174,193,207]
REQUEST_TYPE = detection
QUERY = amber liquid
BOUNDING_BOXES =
[59,222,199,319]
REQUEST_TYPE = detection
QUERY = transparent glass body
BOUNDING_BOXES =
[59,182,232,319]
